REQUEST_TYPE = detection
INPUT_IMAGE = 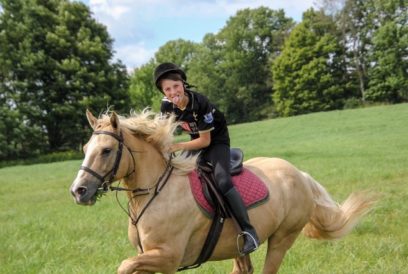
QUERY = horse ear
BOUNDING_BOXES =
[110,112,120,131]
[86,109,98,130]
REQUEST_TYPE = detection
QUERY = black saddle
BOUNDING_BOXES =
[198,147,244,175]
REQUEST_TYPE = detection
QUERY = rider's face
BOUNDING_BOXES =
[161,79,186,107]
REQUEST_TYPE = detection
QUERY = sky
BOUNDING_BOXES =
[78,0,316,71]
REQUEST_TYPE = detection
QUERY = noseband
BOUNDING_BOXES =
[80,130,134,192]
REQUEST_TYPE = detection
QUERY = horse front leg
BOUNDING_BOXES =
[231,255,254,274]
[117,248,181,274]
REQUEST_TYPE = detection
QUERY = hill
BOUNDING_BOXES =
[1,104,407,273]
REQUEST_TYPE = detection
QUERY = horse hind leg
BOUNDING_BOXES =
[231,255,254,274]
[262,231,301,274]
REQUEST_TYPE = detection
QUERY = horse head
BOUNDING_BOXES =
[70,109,197,206]
[70,110,134,205]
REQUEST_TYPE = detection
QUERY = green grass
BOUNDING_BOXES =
[1,104,407,273]
[0,150,84,169]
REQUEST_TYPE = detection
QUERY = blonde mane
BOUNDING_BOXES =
[99,109,197,175]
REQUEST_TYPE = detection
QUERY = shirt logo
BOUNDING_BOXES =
[204,112,214,124]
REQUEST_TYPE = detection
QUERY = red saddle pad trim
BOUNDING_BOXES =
[188,167,269,218]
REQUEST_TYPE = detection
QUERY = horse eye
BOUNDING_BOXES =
[102,148,112,155]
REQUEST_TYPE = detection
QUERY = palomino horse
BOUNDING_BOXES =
[70,110,377,274]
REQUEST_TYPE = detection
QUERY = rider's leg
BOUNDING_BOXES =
[203,144,260,255]
[223,187,260,254]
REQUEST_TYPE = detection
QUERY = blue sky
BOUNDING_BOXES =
[78,0,316,70]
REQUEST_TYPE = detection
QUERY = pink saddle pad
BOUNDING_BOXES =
[188,168,269,218]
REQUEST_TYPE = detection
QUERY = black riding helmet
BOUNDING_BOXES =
[154,63,187,91]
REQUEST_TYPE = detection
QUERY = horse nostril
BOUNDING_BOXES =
[76,186,88,196]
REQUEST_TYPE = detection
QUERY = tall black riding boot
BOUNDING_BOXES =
[224,188,260,255]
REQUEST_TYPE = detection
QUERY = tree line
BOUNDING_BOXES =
[1,0,407,161]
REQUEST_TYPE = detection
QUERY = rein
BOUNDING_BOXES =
[114,154,174,254]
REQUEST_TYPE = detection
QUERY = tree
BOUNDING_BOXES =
[0,104,46,160]
[189,7,294,123]
[318,0,376,101]
[129,60,161,111]
[272,9,348,116]
[188,33,226,112]
[0,0,129,157]
[154,39,199,71]
[365,0,408,102]
[318,0,408,104]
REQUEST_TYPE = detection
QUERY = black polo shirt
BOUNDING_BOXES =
[160,90,230,146]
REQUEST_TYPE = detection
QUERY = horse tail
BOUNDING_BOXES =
[301,172,378,240]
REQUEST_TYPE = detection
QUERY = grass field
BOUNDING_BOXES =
[1,104,407,274]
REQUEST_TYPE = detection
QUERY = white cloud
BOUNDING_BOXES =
[89,0,130,21]
[114,43,157,71]
[84,0,316,70]
[139,0,315,19]
[214,0,315,19]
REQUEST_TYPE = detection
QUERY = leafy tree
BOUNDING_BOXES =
[0,0,45,160]
[318,0,375,101]
[154,39,199,71]
[272,9,348,116]
[366,0,408,102]
[0,105,46,160]
[318,0,408,104]
[189,7,294,123]
[188,33,225,111]
[129,60,161,111]
[0,0,129,157]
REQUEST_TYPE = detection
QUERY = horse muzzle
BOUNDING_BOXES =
[70,180,99,205]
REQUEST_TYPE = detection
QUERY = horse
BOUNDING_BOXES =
[70,109,377,274]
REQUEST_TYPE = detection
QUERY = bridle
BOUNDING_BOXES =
[80,130,135,192]
[79,129,175,254]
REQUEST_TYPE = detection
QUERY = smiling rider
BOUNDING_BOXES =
[154,62,260,255]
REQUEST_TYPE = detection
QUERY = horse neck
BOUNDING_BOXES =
[123,133,167,190]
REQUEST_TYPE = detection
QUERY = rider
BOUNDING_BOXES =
[154,62,259,255]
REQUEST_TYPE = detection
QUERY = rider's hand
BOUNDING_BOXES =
[169,143,183,153]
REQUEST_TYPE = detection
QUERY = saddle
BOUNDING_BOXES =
[179,148,269,271]
[190,149,269,217]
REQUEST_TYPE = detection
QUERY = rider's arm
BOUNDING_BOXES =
[170,131,211,152]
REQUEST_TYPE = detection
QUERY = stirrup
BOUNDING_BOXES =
[237,231,259,256]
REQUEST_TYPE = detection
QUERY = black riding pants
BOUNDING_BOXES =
[201,143,233,195]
